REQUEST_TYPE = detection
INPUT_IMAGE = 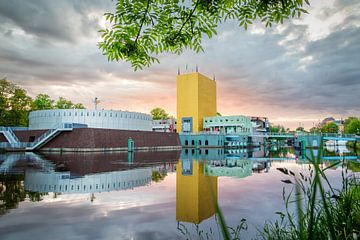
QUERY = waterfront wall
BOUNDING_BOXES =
[29,109,152,131]
[40,128,181,152]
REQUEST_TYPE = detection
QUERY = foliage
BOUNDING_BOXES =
[295,126,304,132]
[0,174,47,216]
[151,170,167,182]
[321,122,339,133]
[270,124,285,133]
[55,97,85,109]
[33,95,85,110]
[1,78,86,127]
[32,94,54,110]
[344,117,360,134]
[309,126,319,133]
[99,0,310,70]
[257,144,360,240]
[0,78,32,126]
[150,107,169,120]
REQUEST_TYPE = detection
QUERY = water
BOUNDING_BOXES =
[0,146,359,240]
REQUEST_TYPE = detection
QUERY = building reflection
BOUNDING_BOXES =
[176,159,218,224]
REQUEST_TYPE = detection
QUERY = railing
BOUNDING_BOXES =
[27,123,73,149]
[0,126,20,143]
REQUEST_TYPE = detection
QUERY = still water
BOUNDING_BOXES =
[0,146,359,240]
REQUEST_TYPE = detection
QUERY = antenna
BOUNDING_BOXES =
[93,97,100,110]
[196,64,198,72]
[178,67,180,75]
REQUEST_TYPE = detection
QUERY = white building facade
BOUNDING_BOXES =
[203,115,252,135]
[28,109,152,131]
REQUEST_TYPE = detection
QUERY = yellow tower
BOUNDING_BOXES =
[176,159,218,224]
[177,72,217,133]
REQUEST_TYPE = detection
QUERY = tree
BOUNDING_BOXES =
[73,103,85,109]
[344,118,360,134]
[32,94,54,110]
[150,107,169,120]
[296,126,304,132]
[99,0,310,70]
[0,78,32,126]
[309,127,319,133]
[269,124,284,133]
[55,97,74,109]
[321,122,339,133]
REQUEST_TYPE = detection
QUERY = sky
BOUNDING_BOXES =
[0,0,359,130]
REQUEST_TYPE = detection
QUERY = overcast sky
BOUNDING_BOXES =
[0,0,359,129]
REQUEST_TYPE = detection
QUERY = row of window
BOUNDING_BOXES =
[29,178,151,191]
[184,139,224,146]
[204,118,249,123]
[30,111,150,120]
[184,148,224,155]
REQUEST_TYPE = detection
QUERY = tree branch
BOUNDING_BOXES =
[172,0,200,41]
[135,0,151,44]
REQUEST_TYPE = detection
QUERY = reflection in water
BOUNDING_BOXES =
[176,159,218,224]
[0,151,180,216]
[0,145,359,239]
[24,168,153,194]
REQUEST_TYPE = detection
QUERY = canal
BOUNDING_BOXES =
[0,146,359,239]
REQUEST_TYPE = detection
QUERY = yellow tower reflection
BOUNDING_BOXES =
[176,159,218,224]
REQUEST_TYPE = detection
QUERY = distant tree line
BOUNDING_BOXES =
[270,117,360,135]
[0,78,85,127]
[309,117,360,134]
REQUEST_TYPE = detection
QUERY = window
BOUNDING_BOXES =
[93,112,95,116]
[110,113,112,117]
[81,112,83,116]
[205,140,209,146]
[198,140,202,146]
[87,112,89,116]
[191,140,195,145]
[75,112,77,116]
[69,112,71,116]
[185,140,188,145]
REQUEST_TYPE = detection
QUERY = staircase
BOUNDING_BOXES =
[26,123,73,151]
[0,127,22,148]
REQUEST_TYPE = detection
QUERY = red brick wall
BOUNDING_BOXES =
[42,128,180,149]
[14,130,48,142]
[0,133,8,142]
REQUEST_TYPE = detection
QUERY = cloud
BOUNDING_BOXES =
[0,0,359,128]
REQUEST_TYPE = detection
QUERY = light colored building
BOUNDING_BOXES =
[177,72,217,133]
[28,109,152,131]
[250,116,269,132]
[152,118,177,132]
[203,115,252,135]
